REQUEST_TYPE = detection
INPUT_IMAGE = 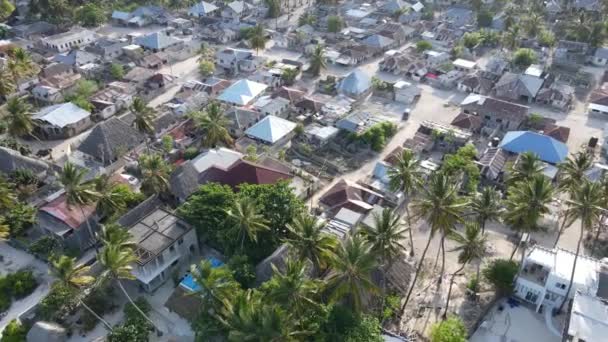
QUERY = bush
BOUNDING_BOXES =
[416,40,432,53]
[467,275,479,292]
[382,294,401,321]
[327,16,343,33]
[227,254,256,288]
[512,48,537,68]
[357,122,397,152]
[483,259,519,296]
[110,63,125,79]
[38,282,76,320]
[430,316,467,342]
[109,298,152,342]
[29,236,61,259]
[1,319,27,342]
[9,270,38,299]
[183,147,199,160]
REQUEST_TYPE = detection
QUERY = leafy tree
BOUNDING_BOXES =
[522,13,543,37]
[249,25,268,55]
[227,254,256,288]
[309,44,326,77]
[284,214,338,274]
[462,32,482,49]
[477,9,493,28]
[441,144,480,193]
[0,319,26,342]
[138,153,171,196]
[226,198,270,252]
[110,63,124,79]
[4,97,36,139]
[0,0,14,22]
[327,16,343,33]
[430,316,467,342]
[191,102,233,147]
[483,259,518,296]
[7,47,37,80]
[512,48,537,68]
[77,3,106,27]
[108,298,153,342]
[357,122,397,152]
[479,29,500,46]
[538,29,556,47]
[416,40,432,52]
[281,68,299,86]
[38,282,76,320]
[198,59,215,76]
[130,97,156,151]
[343,315,383,342]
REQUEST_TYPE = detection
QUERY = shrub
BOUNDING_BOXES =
[512,48,537,68]
[38,282,75,320]
[358,122,397,152]
[382,294,401,321]
[430,316,467,342]
[483,259,519,296]
[416,40,432,52]
[110,63,125,79]
[183,147,199,160]
[227,254,256,288]
[327,16,343,33]
[1,319,27,342]
[467,275,479,292]
[109,298,152,342]
[9,270,38,298]
[29,236,61,259]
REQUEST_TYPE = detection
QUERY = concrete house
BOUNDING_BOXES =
[592,47,608,67]
[337,68,372,99]
[217,79,268,106]
[460,93,529,131]
[188,1,220,17]
[77,117,145,166]
[40,28,96,52]
[53,49,99,67]
[215,48,261,74]
[32,85,63,104]
[494,72,544,103]
[589,88,608,115]
[222,1,252,21]
[86,38,129,60]
[134,31,182,52]
[245,115,297,146]
[553,40,590,67]
[33,103,92,140]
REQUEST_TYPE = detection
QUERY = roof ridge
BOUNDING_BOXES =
[239,159,291,175]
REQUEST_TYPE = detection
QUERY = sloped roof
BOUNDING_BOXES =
[245,115,296,144]
[382,0,409,12]
[338,69,372,96]
[319,179,384,214]
[499,131,568,164]
[40,193,97,229]
[53,49,98,66]
[135,31,180,50]
[362,34,395,48]
[77,117,145,165]
[0,146,49,176]
[205,159,292,189]
[189,1,218,15]
[227,1,246,13]
[218,79,268,106]
[34,102,91,128]
[450,112,482,131]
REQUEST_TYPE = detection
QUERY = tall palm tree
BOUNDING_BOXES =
[51,255,113,331]
[400,172,466,314]
[191,259,239,310]
[557,180,603,313]
[554,151,593,247]
[504,174,553,263]
[309,44,326,77]
[443,223,487,318]
[130,97,156,151]
[284,214,337,275]
[0,67,15,98]
[191,102,233,148]
[0,176,16,211]
[99,242,159,332]
[361,208,407,318]
[226,198,269,251]
[507,151,544,185]
[249,25,268,55]
[97,223,135,249]
[265,258,321,315]
[0,216,10,240]
[4,97,36,138]
[58,162,100,252]
[470,186,502,234]
[388,149,422,257]
[502,25,520,50]
[9,47,36,77]
[138,153,171,196]
[326,233,378,313]
[91,175,127,219]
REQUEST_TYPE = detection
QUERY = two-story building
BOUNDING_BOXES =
[460,93,529,131]
[40,28,96,52]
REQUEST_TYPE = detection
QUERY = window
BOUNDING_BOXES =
[178,238,184,245]
[169,245,175,253]
[555,282,566,290]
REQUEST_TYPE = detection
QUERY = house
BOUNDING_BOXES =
[494,72,544,103]
[111,6,170,27]
[589,88,608,115]
[253,96,290,118]
[452,59,477,72]
[444,6,475,28]
[53,49,99,67]
[535,82,575,110]
[0,146,49,179]
[188,1,219,17]
[38,191,98,252]
[450,112,483,133]
[222,1,252,21]
[457,73,494,94]
[423,50,450,69]
[203,159,293,191]
[376,23,411,44]
[90,87,134,120]
[499,131,568,164]
[565,291,608,342]
[123,67,155,86]
[337,68,372,99]
[215,47,262,74]
[226,107,263,137]
[394,80,421,104]
[319,179,384,215]
[571,0,601,12]
[77,117,145,166]
[295,96,325,115]
[304,124,339,147]
[478,147,508,182]
[336,111,382,133]
[515,245,604,313]
[541,124,570,144]
[118,199,198,292]
[217,79,268,106]
[554,40,590,67]
[380,0,410,14]
[146,73,176,90]
[33,102,92,140]
[40,28,96,52]
[274,86,305,105]
[26,321,67,342]
[86,38,128,60]
[245,115,297,145]
[592,47,608,66]
[361,34,396,54]
[545,0,562,17]
[32,85,63,104]
[134,31,182,52]
[460,94,529,130]
[483,55,509,78]
[324,207,364,239]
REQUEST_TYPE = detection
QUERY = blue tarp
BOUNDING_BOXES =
[499,131,568,164]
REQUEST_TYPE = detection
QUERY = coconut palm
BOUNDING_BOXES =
[191,102,233,148]
[264,258,321,315]
[138,153,171,196]
[51,255,113,331]
[0,176,16,211]
[507,151,544,185]
[0,217,10,240]
[388,149,423,256]
[326,233,378,313]
[91,175,127,219]
[400,172,467,314]
[97,223,135,249]
[470,186,502,234]
[191,259,239,310]
[309,44,326,77]
[557,180,603,313]
[284,214,338,274]
[0,67,15,98]
[58,162,100,252]
[4,97,36,138]
[99,241,159,332]
[130,97,156,151]
[504,174,553,263]
[226,198,269,251]
[249,25,268,55]
[502,25,520,50]
[522,13,543,37]
[443,223,487,318]
[9,47,36,77]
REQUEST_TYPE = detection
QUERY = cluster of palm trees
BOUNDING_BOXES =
[0,47,38,99]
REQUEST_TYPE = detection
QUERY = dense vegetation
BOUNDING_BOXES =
[0,270,38,313]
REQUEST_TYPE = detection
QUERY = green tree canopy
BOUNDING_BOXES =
[327,16,343,33]
[430,316,467,342]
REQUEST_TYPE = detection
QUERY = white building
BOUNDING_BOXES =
[515,246,603,313]
[40,28,96,52]
[566,291,608,342]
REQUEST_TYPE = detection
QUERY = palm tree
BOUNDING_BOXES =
[91,175,127,219]
[226,198,269,251]
[58,162,100,252]
[138,153,171,196]
[502,25,520,50]
[470,186,502,234]
[361,208,407,317]
[504,175,553,263]
[309,44,326,77]
[523,13,543,37]
[388,149,423,256]
[97,223,135,249]
[130,97,156,151]
[265,258,321,315]
[191,259,239,310]
[557,180,603,313]
[284,214,337,274]
[508,152,544,185]
[0,176,16,211]
[99,242,159,332]
[554,151,593,247]
[9,47,36,77]
[51,255,113,331]
[191,102,233,148]
[0,217,10,240]
[443,223,487,318]
[400,172,466,314]
[0,67,15,98]
[326,233,378,313]
[249,25,268,55]
[4,97,36,138]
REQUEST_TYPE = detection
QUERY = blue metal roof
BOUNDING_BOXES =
[499,131,568,164]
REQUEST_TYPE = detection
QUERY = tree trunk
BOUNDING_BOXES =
[438,235,446,285]
[399,233,433,317]
[480,218,486,235]
[557,222,584,314]
[80,206,99,253]
[379,257,389,322]
[405,205,415,257]
[592,220,604,256]
[553,212,569,248]
[80,299,113,331]
[443,263,466,320]
[116,279,160,333]
[475,262,481,295]
[509,232,521,261]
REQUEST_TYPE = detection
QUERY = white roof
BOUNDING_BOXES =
[307,125,339,140]
[568,292,608,342]
[525,64,543,77]
[217,79,267,106]
[411,1,424,12]
[453,58,477,69]
[34,102,91,128]
[190,148,243,173]
[245,115,297,144]
[590,103,608,113]
[527,246,600,290]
